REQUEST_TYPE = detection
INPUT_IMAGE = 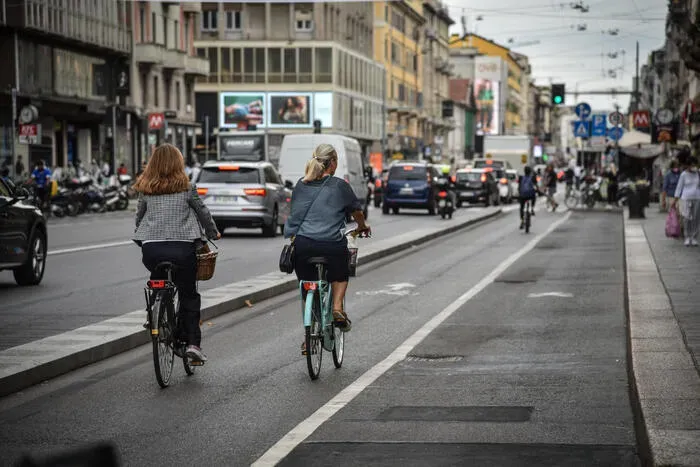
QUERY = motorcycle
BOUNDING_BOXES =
[435,178,455,219]
[50,186,80,217]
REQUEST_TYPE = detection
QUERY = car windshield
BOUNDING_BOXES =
[197,167,260,184]
[457,172,483,182]
[389,165,427,181]
[474,160,504,169]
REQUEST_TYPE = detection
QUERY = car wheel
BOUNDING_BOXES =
[392,207,399,215]
[382,203,389,214]
[263,207,278,237]
[13,229,47,286]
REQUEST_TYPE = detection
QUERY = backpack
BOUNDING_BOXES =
[520,175,536,198]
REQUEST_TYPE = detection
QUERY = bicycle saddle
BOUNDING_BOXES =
[154,261,176,272]
[307,257,328,265]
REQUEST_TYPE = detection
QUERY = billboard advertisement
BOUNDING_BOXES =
[268,93,312,127]
[474,79,500,135]
[474,56,503,82]
[314,92,333,128]
[220,92,265,128]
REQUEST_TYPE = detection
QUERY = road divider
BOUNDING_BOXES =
[0,208,503,398]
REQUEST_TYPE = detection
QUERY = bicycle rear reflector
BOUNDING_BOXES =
[303,282,318,291]
[148,280,167,289]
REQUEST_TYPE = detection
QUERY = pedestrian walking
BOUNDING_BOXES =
[661,160,681,212]
[544,164,559,211]
[604,163,618,210]
[672,156,700,247]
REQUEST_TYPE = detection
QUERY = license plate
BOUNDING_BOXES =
[400,188,414,195]
[461,191,473,197]
[211,196,237,203]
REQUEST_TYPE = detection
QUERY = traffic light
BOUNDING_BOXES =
[551,83,565,105]
[313,119,322,134]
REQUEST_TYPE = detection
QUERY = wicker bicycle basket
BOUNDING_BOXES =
[196,242,219,281]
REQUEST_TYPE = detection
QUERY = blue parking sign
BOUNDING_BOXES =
[591,114,607,137]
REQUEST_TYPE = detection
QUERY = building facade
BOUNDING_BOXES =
[447,78,476,163]
[193,1,384,164]
[129,1,209,169]
[373,0,425,160]
[0,0,131,175]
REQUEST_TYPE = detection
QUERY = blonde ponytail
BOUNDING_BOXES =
[303,144,337,182]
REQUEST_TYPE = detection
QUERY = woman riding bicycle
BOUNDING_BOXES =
[132,144,220,363]
[284,144,371,334]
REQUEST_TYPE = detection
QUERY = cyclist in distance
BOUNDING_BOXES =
[519,166,538,229]
[132,144,220,363]
[284,144,371,336]
[31,159,52,210]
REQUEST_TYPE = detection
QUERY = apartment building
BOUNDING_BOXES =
[193,1,384,163]
[0,0,130,173]
[373,0,424,160]
[421,0,454,163]
[129,1,209,168]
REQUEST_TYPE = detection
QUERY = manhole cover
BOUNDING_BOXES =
[405,355,463,362]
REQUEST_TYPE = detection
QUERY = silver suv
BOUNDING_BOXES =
[194,161,291,237]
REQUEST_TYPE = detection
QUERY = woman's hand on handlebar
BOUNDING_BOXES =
[357,224,372,238]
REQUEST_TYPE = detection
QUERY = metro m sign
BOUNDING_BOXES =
[148,112,165,130]
[632,110,650,129]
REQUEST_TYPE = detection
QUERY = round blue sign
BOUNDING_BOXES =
[575,102,592,119]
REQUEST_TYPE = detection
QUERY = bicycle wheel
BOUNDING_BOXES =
[332,324,345,368]
[565,193,578,209]
[151,294,175,388]
[524,210,531,234]
[305,293,323,380]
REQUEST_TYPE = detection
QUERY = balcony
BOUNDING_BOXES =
[182,2,202,14]
[184,55,210,77]
[134,43,164,66]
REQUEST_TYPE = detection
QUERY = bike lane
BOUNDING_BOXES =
[264,211,643,466]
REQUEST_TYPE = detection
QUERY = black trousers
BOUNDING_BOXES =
[520,196,536,219]
[607,183,618,205]
[142,242,201,347]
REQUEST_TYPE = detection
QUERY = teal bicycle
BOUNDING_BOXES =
[299,229,368,380]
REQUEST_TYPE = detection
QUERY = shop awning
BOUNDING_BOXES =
[618,129,652,147]
[620,143,664,159]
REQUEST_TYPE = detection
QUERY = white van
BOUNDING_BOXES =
[278,134,369,217]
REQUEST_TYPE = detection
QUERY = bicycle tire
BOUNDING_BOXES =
[524,206,531,234]
[332,325,344,368]
[564,194,578,209]
[305,292,323,380]
[151,294,175,388]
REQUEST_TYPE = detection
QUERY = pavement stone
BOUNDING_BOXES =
[625,213,700,466]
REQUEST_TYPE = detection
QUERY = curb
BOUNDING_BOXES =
[0,209,502,398]
[623,216,700,466]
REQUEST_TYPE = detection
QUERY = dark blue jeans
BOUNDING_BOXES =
[142,241,201,347]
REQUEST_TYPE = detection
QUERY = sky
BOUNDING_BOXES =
[445,0,668,113]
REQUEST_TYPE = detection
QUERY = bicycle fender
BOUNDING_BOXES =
[303,289,315,328]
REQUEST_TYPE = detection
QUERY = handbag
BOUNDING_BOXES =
[279,177,330,274]
[666,207,681,238]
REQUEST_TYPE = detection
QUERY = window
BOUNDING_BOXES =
[254,48,265,83]
[184,18,189,52]
[151,12,156,42]
[174,20,179,49]
[283,48,296,83]
[299,48,312,83]
[314,48,331,83]
[296,18,313,31]
[391,42,400,66]
[163,15,168,47]
[268,48,281,83]
[153,76,159,106]
[139,5,145,42]
[198,167,260,184]
[175,81,181,110]
[201,10,217,32]
[391,11,405,33]
[225,11,241,30]
[264,166,280,184]
[295,10,313,31]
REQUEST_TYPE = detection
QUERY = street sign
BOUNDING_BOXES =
[608,111,624,126]
[574,102,592,120]
[148,113,165,130]
[19,124,40,144]
[573,120,590,138]
[591,114,607,137]
[632,110,650,129]
[608,127,624,141]
[590,136,607,149]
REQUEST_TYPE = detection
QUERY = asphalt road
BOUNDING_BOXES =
[0,209,642,466]
[0,205,494,350]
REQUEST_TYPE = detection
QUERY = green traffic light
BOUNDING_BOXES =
[554,96,563,104]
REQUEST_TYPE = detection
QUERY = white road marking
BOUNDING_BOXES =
[48,241,133,256]
[528,292,574,298]
[252,211,573,466]
[356,282,418,297]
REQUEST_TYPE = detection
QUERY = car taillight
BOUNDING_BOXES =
[244,188,266,196]
[480,174,487,183]
[219,166,239,171]
[197,188,208,196]
[286,197,291,202]
[438,191,447,198]
[450,175,456,183]
[500,178,508,185]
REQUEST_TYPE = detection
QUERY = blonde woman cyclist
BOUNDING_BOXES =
[284,144,371,352]
[133,144,220,363]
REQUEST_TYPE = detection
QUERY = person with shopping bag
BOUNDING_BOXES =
[672,156,700,246]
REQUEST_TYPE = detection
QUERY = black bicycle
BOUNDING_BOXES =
[145,262,199,388]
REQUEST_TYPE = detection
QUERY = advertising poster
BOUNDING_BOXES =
[220,92,265,128]
[314,92,333,128]
[269,93,312,127]
[473,79,500,135]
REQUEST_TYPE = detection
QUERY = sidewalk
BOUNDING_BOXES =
[641,208,700,373]
[625,207,700,465]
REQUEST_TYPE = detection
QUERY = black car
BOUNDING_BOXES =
[454,169,499,207]
[0,178,47,285]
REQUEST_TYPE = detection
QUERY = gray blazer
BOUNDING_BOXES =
[133,185,218,243]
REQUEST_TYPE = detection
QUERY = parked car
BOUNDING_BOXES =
[506,169,519,200]
[382,162,439,215]
[278,133,370,218]
[0,179,47,285]
[454,168,499,207]
[193,161,291,237]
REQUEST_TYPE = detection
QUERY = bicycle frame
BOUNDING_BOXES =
[300,264,334,352]
[145,268,176,337]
